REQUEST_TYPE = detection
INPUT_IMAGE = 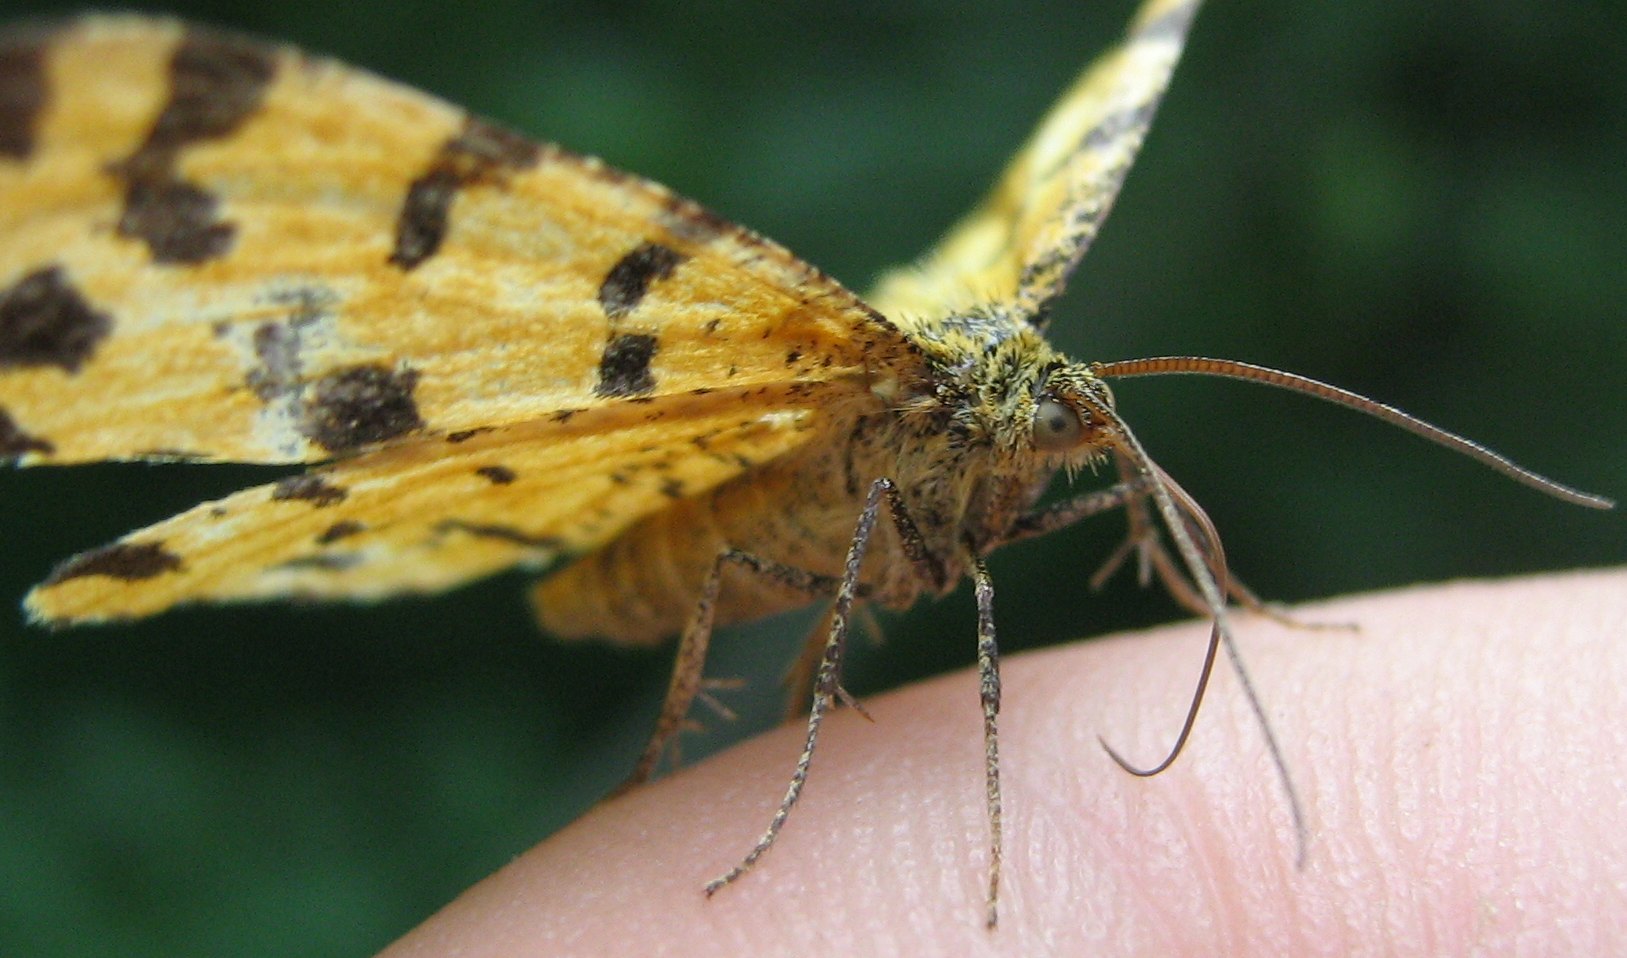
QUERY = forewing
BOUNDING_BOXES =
[865,0,1198,324]
[0,17,903,465]
[26,385,830,624]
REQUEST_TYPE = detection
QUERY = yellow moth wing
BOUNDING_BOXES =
[4,16,924,625]
[865,0,1197,324]
[26,384,829,624]
[1,18,908,466]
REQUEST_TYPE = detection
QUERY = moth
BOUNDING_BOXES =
[0,0,1609,927]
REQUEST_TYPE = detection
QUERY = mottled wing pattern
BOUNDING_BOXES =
[0,18,903,466]
[27,389,826,623]
[865,0,1197,325]
[1,18,922,623]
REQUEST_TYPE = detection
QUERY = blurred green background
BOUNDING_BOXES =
[2,0,1622,954]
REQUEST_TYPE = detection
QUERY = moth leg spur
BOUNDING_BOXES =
[779,602,891,723]
[621,549,844,791]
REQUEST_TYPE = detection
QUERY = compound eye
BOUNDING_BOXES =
[1032,397,1085,451]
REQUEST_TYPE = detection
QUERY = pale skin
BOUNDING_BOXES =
[381,567,1627,957]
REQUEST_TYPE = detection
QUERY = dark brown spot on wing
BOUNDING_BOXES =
[588,243,683,398]
[436,519,562,549]
[271,474,348,507]
[0,405,52,461]
[43,541,183,585]
[474,465,516,485]
[390,117,542,269]
[300,364,423,453]
[594,333,658,398]
[597,242,686,319]
[141,31,278,153]
[115,179,236,264]
[0,266,113,373]
[316,520,364,544]
[389,169,459,271]
[0,30,49,160]
[108,28,275,263]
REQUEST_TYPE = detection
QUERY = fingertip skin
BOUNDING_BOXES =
[382,569,1627,957]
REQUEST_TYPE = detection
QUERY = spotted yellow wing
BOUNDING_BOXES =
[26,390,833,624]
[1,17,919,623]
[0,17,903,466]
[866,0,1197,325]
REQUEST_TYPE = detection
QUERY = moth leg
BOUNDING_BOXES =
[619,549,842,793]
[969,550,1003,928]
[1122,498,1356,630]
[1223,575,1358,632]
[782,605,836,723]
[1090,492,1269,621]
[693,677,747,724]
[1080,451,1217,608]
[1090,454,1353,631]
[707,477,915,901]
[1000,476,1151,546]
[780,602,889,722]
[1087,453,1166,589]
